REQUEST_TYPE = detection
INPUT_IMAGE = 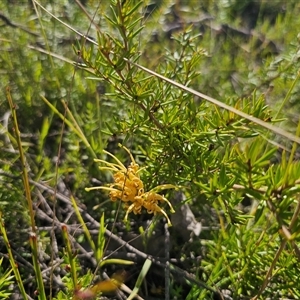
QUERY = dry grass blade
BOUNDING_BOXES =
[123,58,300,145]
[31,0,300,145]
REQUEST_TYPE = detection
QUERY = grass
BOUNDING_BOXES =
[1,0,300,299]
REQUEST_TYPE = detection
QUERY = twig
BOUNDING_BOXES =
[164,224,170,300]
[0,12,39,37]
[32,180,224,297]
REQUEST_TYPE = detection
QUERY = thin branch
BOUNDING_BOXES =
[31,0,300,145]
[0,12,39,37]
[32,180,225,298]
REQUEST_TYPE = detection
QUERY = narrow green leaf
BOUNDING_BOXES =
[127,259,152,300]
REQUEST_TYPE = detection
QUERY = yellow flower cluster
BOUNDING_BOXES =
[85,145,175,226]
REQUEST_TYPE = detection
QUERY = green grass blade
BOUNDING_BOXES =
[0,213,28,300]
[127,258,152,300]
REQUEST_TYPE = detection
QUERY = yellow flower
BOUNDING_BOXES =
[85,144,176,226]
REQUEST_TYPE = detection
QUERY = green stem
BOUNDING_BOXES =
[29,233,47,300]
[6,87,46,300]
[6,86,36,232]
[0,212,28,299]
[61,224,77,289]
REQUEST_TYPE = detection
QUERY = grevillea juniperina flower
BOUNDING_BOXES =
[85,144,175,226]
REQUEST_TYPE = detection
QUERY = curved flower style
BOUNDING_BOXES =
[85,144,175,226]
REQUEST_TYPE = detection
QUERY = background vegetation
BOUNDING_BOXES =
[1,0,300,299]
